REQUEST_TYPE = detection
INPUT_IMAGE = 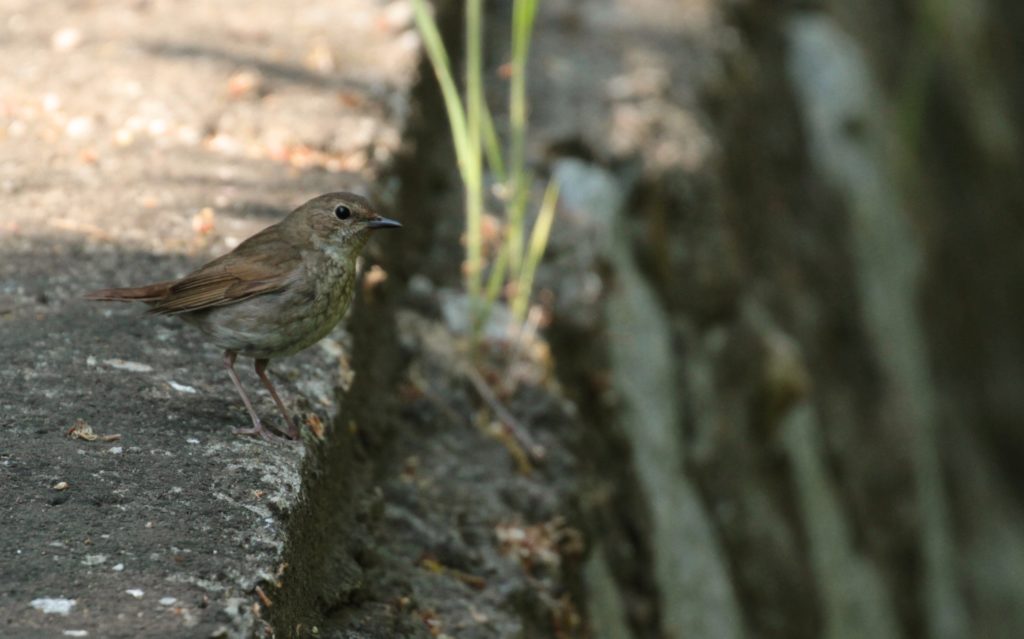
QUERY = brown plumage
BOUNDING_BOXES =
[89,225,303,314]
[86,192,400,441]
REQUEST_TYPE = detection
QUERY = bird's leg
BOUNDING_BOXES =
[254,358,300,440]
[223,350,279,441]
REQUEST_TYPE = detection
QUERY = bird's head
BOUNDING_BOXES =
[286,192,401,259]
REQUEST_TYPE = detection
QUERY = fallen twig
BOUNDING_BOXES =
[465,366,545,462]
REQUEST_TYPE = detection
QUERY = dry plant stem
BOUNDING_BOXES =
[254,585,273,608]
[465,365,546,461]
[508,303,543,374]
[411,361,541,468]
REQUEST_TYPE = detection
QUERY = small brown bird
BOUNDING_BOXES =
[86,192,400,441]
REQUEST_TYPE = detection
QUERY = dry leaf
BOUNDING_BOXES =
[305,413,325,439]
[226,70,263,99]
[67,419,97,441]
[191,207,216,235]
[254,585,272,608]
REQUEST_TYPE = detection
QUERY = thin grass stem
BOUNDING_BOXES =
[410,0,469,170]
[482,104,507,182]
[512,178,559,321]
[505,0,539,285]
[464,0,485,335]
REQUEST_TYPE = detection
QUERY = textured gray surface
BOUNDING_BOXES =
[0,1,418,636]
[6,0,1024,637]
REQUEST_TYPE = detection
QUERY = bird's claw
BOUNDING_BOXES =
[234,421,290,442]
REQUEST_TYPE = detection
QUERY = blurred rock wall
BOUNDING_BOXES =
[536,1,1024,637]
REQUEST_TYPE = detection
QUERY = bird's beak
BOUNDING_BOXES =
[366,216,402,229]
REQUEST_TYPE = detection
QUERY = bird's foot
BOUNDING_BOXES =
[282,416,301,441]
[233,420,288,442]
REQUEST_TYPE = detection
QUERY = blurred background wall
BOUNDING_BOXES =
[538,0,1024,637]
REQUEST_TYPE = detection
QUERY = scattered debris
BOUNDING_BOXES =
[66,420,120,442]
[50,27,82,52]
[419,608,443,636]
[468,606,489,624]
[102,358,153,373]
[254,585,272,608]
[30,597,76,615]
[304,413,325,439]
[226,70,263,99]
[304,39,335,73]
[551,592,583,639]
[362,264,389,295]
[47,218,111,241]
[495,517,584,573]
[191,208,216,236]
[66,420,95,441]
[466,366,545,463]
[65,115,94,139]
[419,556,487,590]
[480,416,533,475]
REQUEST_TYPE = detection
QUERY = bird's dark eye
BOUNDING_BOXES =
[334,205,351,220]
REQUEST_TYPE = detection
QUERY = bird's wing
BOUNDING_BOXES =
[149,227,303,315]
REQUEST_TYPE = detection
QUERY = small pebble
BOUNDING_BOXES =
[51,27,82,52]
[103,358,153,373]
[30,597,75,615]
[65,116,94,139]
[168,381,197,394]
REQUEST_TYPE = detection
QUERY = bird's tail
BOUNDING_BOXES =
[84,281,175,304]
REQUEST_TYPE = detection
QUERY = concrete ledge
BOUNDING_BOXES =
[0,1,419,636]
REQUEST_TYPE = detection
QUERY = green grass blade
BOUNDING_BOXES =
[512,178,559,321]
[506,0,540,284]
[482,103,507,182]
[464,0,486,333]
[410,0,469,170]
[485,242,510,305]
[477,241,511,334]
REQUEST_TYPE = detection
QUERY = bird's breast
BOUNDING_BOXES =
[186,254,357,359]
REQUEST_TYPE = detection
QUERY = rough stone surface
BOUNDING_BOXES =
[533,1,1024,638]
[5,0,1023,637]
[0,1,419,636]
